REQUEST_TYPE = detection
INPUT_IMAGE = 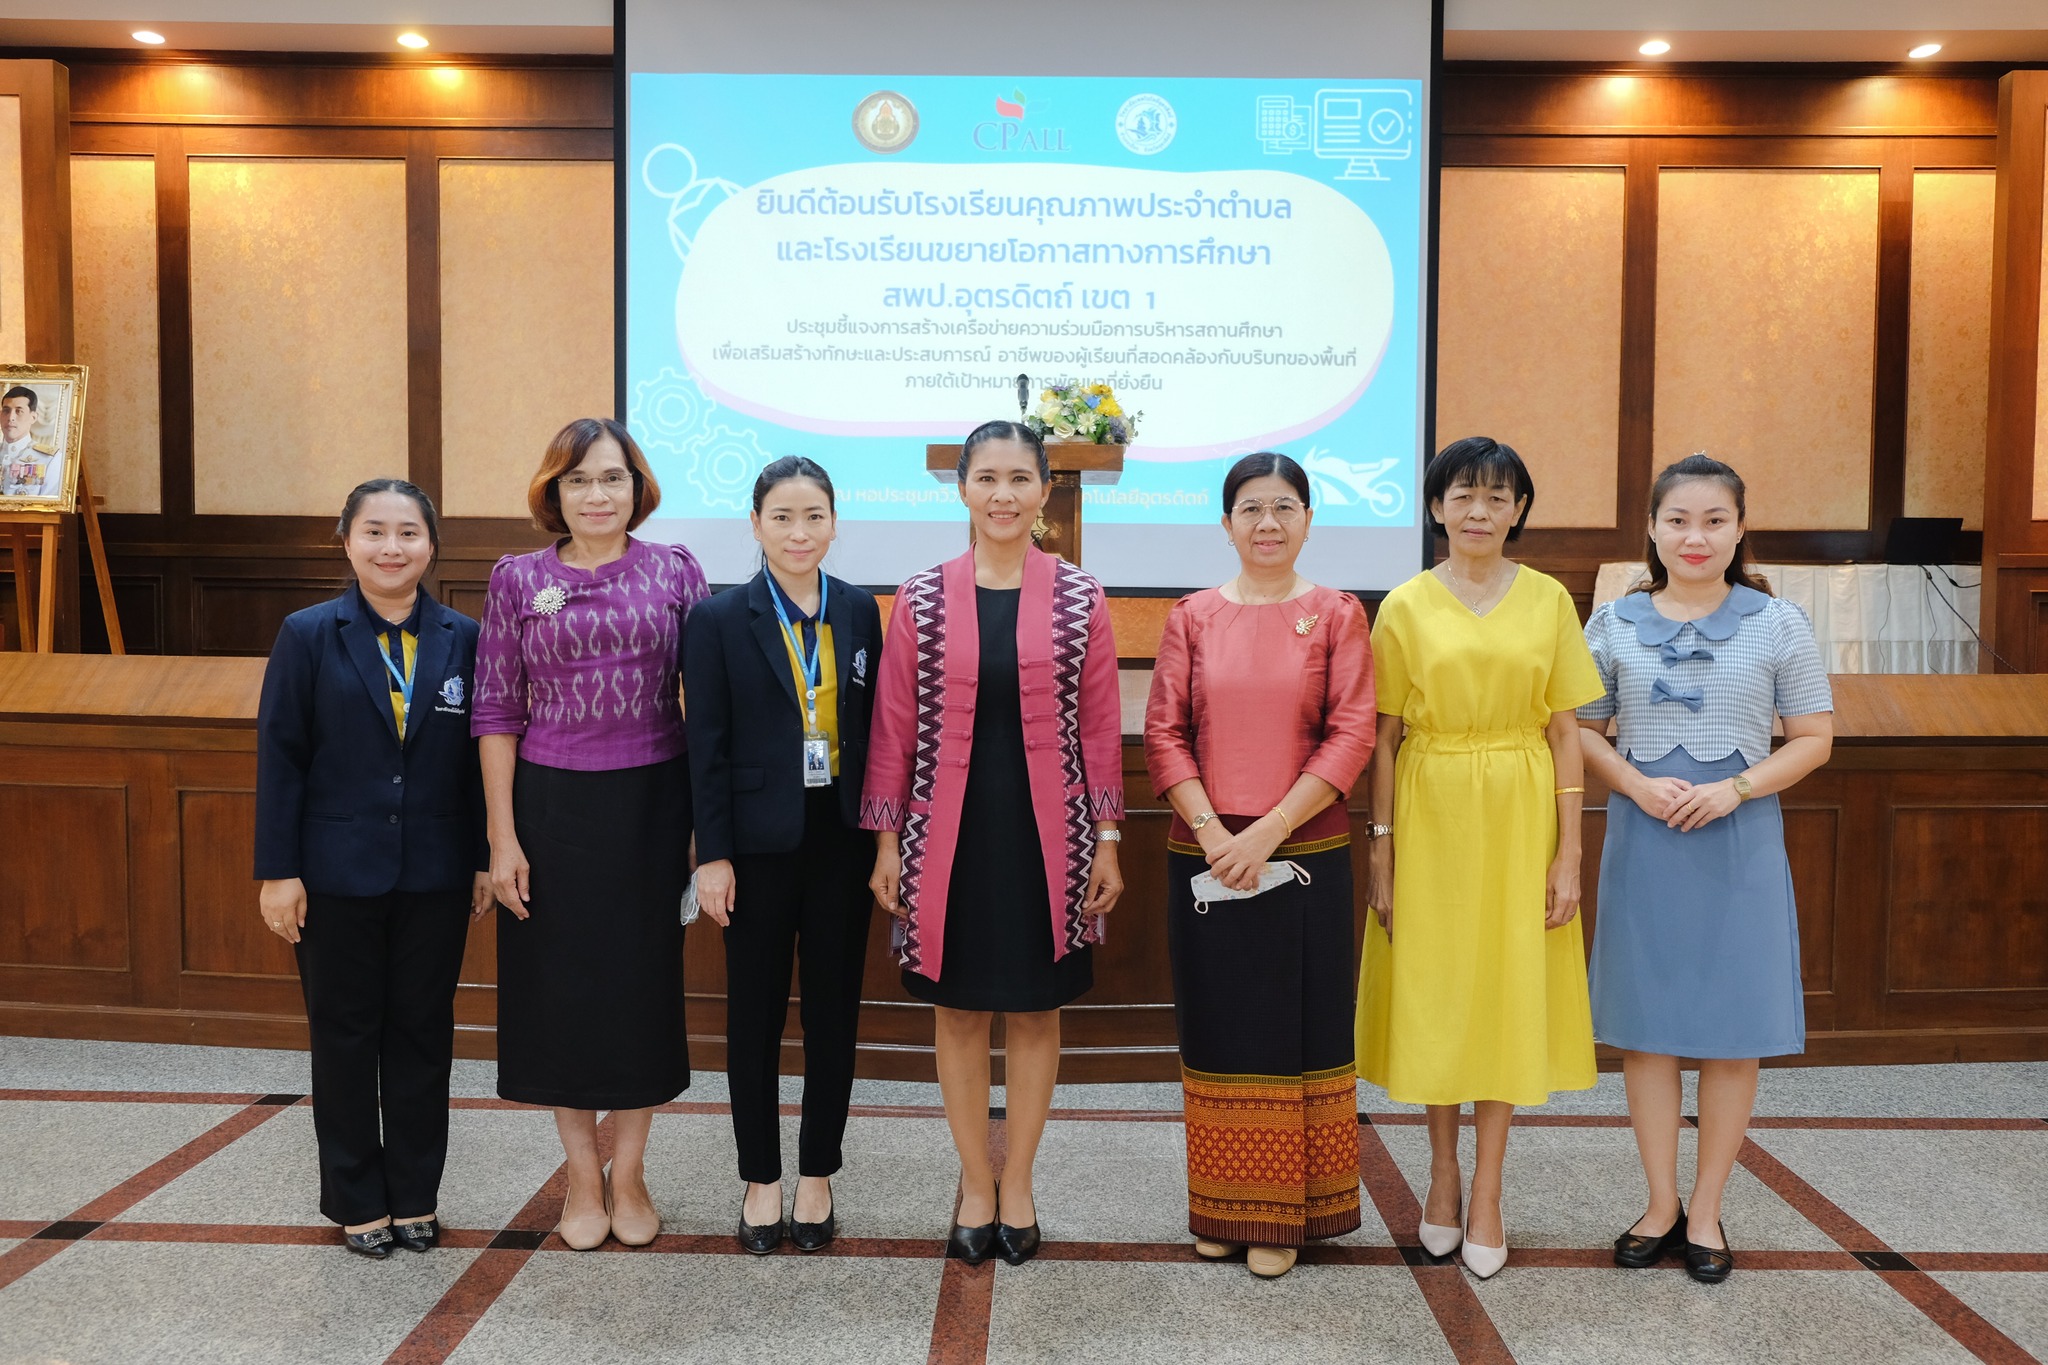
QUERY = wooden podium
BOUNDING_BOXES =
[925,443,1125,564]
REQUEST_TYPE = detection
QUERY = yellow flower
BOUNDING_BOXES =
[1098,398,1123,417]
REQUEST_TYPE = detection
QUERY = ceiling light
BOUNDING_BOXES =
[1638,39,1671,56]
[396,32,429,49]
[1908,42,1943,59]
[132,30,165,44]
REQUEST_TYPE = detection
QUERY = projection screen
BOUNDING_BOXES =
[621,0,1439,591]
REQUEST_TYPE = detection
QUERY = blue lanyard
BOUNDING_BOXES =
[766,570,826,725]
[378,634,416,723]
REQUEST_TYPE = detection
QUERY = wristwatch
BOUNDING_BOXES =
[1367,822,1394,840]
[1190,811,1219,832]
[1732,774,1754,802]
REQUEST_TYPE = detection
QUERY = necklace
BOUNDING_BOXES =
[1233,573,1301,605]
[1442,560,1508,613]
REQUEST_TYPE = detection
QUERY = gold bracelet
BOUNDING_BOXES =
[1269,805,1294,835]
[1554,786,1584,796]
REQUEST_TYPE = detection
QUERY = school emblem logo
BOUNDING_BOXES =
[851,648,869,684]
[853,91,918,154]
[1116,93,1176,155]
[439,676,465,707]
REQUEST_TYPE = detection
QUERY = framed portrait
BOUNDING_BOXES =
[0,363,89,514]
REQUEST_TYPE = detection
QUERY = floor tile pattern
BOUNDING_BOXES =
[0,1040,2042,1364]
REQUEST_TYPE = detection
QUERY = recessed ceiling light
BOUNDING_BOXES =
[396,32,429,49]
[1908,42,1943,59]
[1639,39,1671,56]
[132,30,166,44]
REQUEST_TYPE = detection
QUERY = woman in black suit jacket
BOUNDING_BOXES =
[255,478,493,1258]
[685,457,882,1254]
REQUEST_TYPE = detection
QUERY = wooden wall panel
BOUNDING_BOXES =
[1785,806,1839,995]
[1887,805,2048,993]
[1654,168,1881,531]
[194,576,348,655]
[1906,171,1996,529]
[1436,166,1625,528]
[0,93,23,361]
[0,776,128,969]
[70,154,160,512]
[177,786,288,977]
[186,157,408,516]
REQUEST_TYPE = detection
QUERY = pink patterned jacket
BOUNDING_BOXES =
[859,547,1125,982]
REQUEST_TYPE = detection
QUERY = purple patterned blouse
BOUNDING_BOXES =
[471,537,710,772]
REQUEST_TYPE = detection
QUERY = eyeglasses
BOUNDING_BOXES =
[559,471,633,494]
[1231,498,1305,525]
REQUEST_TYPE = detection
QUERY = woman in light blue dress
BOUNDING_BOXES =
[1578,455,1833,1285]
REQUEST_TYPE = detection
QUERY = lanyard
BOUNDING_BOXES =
[378,634,416,724]
[767,570,827,731]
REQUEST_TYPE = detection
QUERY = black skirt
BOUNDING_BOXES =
[901,586,1092,1013]
[498,755,690,1109]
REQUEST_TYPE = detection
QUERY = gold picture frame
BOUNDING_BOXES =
[0,363,89,514]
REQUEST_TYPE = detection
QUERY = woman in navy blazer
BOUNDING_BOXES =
[685,457,882,1254]
[255,478,492,1258]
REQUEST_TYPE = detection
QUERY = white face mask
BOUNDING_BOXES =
[1190,860,1312,912]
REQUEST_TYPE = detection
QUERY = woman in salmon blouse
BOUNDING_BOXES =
[1145,452,1377,1280]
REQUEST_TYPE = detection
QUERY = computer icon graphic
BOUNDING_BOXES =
[1313,87,1413,181]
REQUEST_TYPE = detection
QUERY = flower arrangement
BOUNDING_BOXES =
[1025,382,1141,444]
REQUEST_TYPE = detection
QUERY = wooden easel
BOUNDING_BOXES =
[3,461,123,653]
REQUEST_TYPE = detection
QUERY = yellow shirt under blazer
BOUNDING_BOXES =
[1356,566,1606,1107]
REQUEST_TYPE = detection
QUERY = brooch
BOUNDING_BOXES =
[531,584,568,617]
[1294,614,1319,636]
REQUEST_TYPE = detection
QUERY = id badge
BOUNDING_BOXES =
[802,733,832,788]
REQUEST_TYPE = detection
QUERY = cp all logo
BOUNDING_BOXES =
[973,87,1070,152]
[1116,93,1176,155]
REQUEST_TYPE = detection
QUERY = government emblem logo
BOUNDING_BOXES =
[1115,93,1176,155]
[853,91,919,154]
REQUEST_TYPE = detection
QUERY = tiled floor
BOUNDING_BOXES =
[0,1037,2042,1365]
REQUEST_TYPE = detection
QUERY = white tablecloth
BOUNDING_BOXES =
[1591,563,1982,675]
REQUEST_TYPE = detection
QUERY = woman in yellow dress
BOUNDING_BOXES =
[1356,436,1605,1280]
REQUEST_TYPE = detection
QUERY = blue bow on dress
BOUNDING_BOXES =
[1649,676,1705,712]
[1659,642,1716,666]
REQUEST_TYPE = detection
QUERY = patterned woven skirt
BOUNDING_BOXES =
[1167,837,1361,1247]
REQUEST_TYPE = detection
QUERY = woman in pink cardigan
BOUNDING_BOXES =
[863,420,1126,1267]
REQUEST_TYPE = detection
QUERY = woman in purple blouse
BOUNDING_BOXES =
[473,418,709,1251]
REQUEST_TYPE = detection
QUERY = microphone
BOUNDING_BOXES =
[1016,373,1030,420]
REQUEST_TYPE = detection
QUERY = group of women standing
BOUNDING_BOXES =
[256,416,1831,1289]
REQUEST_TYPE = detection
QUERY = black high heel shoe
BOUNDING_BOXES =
[994,1220,1041,1266]
[343,1226,394,1259]
[1684,1220,1735,1284]
[737,1192,785,1256]
[947,1181,998,1265]
[1612,1204,1686,1269]
[790,1202,836,1252]
[391,1217,440,1253]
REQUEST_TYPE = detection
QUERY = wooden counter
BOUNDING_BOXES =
[2,657,2043,1077]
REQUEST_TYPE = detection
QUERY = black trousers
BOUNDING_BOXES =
[295,887,471,1227]
[724,785,875,1184]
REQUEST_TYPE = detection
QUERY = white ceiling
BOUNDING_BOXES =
[0,0,2040,60]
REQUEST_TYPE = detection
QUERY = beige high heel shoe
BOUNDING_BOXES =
[608,1167,661,1247]
[555,1175,611,1251]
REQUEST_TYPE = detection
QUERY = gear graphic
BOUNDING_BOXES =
[684,423,773,512]
[630,368,713,450]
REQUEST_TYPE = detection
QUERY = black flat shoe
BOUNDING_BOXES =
[790,1207,836,1252]
[1612,1204,1686,1269]
[391,1218,439,1253]
[737,1209,785,1256]
[1684,1220,1735,1284]
[994,1221,1041,1266]
[947,1219,998,1264]
[344,1226,394,1259]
